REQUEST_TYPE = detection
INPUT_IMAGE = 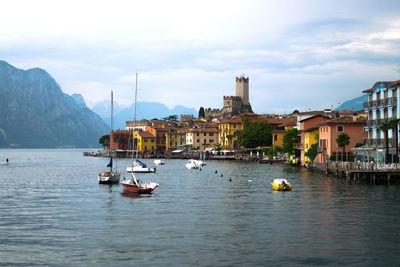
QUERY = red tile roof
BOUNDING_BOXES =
[139,131,155,138]
[316,116,367,126]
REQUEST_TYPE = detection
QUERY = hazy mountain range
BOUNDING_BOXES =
[91,100,198,130]
[0,61,108,148]
[335,95,367,111]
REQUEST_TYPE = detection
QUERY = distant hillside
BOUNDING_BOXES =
[0,60,109,148]
[335,95,367,111]
[93,101,198,130]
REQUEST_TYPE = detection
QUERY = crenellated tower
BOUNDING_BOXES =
[236,76,249,105]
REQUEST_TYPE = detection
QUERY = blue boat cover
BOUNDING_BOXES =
[107,157,113,167]
[135,159,147,167]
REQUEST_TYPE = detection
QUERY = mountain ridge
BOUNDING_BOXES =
[0,61,108,148]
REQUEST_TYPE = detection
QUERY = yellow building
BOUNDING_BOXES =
[272,121,296,149]
[303,128,319,164]
[218,117,243,149]
[132,130,156,153]
[166,128,187,150]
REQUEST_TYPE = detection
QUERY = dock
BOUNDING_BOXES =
[312,161,400,184]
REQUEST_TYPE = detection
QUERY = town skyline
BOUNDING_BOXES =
[1,0,399,114]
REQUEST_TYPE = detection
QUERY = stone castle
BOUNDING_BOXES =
[205,76,253,119]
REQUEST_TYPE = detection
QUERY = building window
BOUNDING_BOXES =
[337,125,343,132]
[320,127,323,133]
[197,133,199,136]
[274,135,277,141]
[197,139,200,143]
[210,139,214,143]
[210,133,214,136]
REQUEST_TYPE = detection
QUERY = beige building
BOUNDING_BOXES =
[165,127,187,150]
[188,127,219,150]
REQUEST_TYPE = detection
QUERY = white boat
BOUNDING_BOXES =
[126,159,156,173]
[154,159,165,165]
[98,158,121,184]
[185,161,199,169]
[121,172,158,193]
[188,159,206,167]
[98,91,120,184]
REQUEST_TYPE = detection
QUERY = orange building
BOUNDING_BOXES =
[298,114,331,165]
[316,116,367,163]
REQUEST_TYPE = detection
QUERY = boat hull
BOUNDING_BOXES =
[126,166,156,173]
[98,172,120,184]
[271,182,292,191]
[120,179,158,193]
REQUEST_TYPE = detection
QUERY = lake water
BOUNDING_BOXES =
[1,149,400,266]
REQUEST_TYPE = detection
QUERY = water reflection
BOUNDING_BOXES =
[120,191,154,199]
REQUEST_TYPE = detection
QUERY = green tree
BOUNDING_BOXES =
[99,134,110,149]
[305,143,318,163]
[236,120,273,148]
[282,128,300,156]
[198,107,205,118]
[292,110,300,114]
[336,133,350,161]
[162,115,178,122]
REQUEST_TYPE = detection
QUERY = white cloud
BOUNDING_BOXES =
[1,0,400,115]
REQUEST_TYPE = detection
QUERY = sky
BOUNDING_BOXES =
[1,0,400,114]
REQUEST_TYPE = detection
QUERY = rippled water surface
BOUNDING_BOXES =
[1,149,400,266]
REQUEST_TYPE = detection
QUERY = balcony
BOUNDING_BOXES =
[363,97,397,110]
[365,138,394,147]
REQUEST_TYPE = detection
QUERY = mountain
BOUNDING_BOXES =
[93,100,198,130]
[0,60,109,148]
[335,95,367,111]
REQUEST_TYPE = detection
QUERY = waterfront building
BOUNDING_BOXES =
[272,120,297,149]
[361,80,400,162]
[298,114,330,165]
[132,130,156,154]
[166,128,187,151]
[110,130,131,151]
[126,120,150,131]
[218,117,244,149]
[189,127,219,150]
[146,126,167,156]
[316,115,367,163]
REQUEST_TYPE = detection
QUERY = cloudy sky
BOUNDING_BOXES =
[1,0,400,114]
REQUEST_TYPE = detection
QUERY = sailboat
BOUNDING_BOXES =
[125,82,156,173]
[98,90,121,184]
[121,73,158,193]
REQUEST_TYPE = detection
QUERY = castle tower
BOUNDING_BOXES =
[236,76,249,105]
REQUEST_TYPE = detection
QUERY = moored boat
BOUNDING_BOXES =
[126,159,156,173]
[154,159,165,165]
[271,179,292,191]
[98,157,120,184]
[120,173,158,193]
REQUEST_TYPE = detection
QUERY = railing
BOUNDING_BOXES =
[363,97,397,110]
[314,161,400,171]
[365,138,394,147]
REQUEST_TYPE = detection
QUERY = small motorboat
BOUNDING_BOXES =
[154,159,165,165]
[271,179,292,191]
[185,161,199,169]
[187,159,206,167]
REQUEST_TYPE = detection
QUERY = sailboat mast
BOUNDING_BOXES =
[110,90,114,172]
[135,73,139,159]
